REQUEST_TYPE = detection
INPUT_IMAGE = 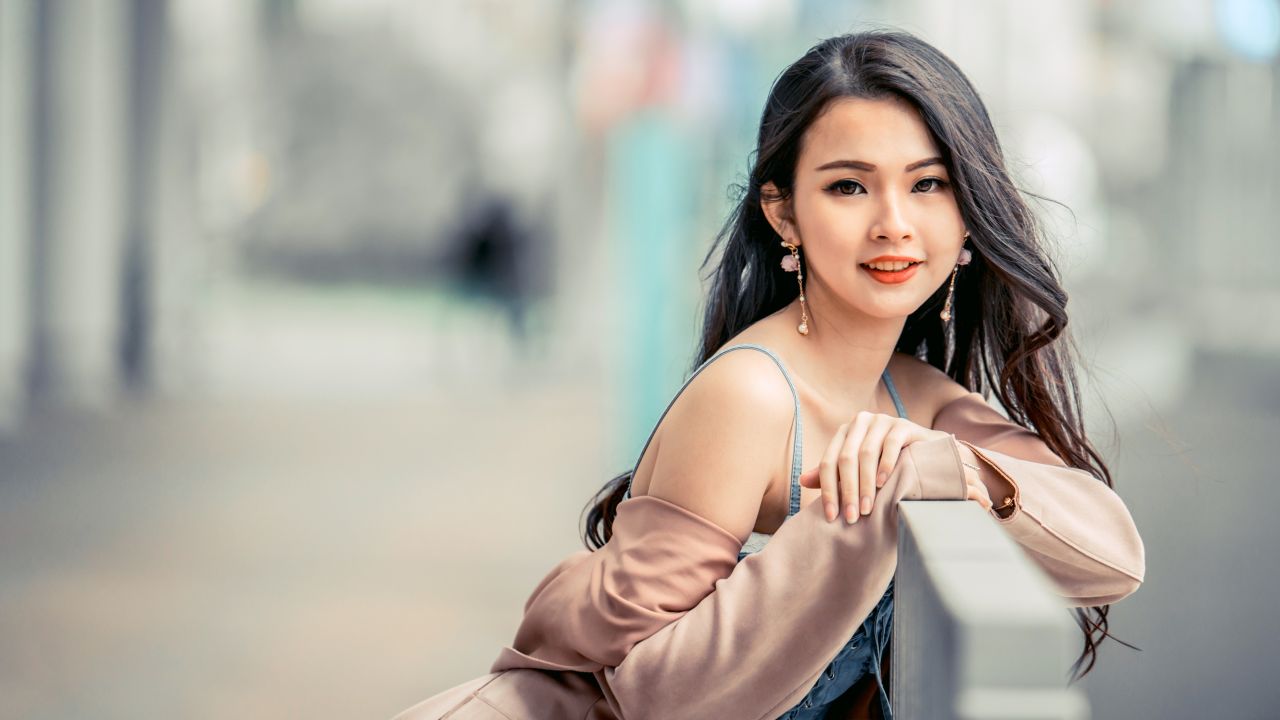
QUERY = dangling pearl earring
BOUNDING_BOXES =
[779,241,809,335]
[940,235,973,323]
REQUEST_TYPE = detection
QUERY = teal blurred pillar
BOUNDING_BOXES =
[607,108,699,459]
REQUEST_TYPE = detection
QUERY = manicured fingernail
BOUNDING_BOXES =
[845,505,857,523]
[824,501,836,522]
[861,497,872,515]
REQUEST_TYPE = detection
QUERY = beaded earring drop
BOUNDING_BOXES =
[779,241,809,335]
[940,236,973,323]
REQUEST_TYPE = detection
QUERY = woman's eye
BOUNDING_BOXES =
[914,177,948,193]
[828,179,865,196]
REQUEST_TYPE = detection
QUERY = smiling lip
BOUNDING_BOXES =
[860,256,923,284]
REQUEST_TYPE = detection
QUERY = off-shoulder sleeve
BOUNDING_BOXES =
[933,391,1146,607]
[490,497,742,673]
[593,435,968,720]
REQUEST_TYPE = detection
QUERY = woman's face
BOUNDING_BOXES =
[763,95,967,321]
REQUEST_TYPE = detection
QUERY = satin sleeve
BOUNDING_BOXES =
[592,435,968,720]
[933,391,1146,607]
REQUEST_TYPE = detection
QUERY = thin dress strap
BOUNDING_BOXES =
[773,366,906,517]
[778,368,910,517]
[882,367,908,420]
[622,343,804,514]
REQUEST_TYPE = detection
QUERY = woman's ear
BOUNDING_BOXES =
[760,181,797,243]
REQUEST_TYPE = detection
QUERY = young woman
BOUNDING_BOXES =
[396,30,1144,720]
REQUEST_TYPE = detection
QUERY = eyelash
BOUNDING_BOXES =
[826,177,949,196]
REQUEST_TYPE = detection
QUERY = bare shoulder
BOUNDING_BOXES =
[886,352,974,427]
[643,347,797,542]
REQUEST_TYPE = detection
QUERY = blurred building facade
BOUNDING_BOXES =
[3,0,1278,432]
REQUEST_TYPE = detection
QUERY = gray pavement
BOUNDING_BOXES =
[0,380,612,719]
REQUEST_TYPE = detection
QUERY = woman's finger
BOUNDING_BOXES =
[966,476,993,510]
[858,414,895,515]
[838,412,874,523]
[967,485,991,510]
[817,423,852,522]
[876,422,912,489]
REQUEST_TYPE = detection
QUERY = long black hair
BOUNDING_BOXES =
[581,29,1133,682]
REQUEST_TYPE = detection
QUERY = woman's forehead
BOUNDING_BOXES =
[800,96,940,170]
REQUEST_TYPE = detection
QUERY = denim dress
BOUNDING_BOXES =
[623,343,905,719]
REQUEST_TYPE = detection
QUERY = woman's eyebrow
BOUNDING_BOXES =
[814,157,944,172]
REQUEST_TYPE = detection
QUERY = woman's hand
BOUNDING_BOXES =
[799,412,993,523]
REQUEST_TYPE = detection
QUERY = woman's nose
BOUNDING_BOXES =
[870,193,914,241]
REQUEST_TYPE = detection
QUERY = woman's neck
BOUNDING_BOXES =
[774,296,905,412]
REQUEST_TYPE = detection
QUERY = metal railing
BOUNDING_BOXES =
[892,502,1089,719]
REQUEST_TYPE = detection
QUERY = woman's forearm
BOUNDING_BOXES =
[936,393,1145,606]
[598,436,967,720]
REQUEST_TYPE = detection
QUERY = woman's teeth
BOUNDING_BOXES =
[864,261,918,271]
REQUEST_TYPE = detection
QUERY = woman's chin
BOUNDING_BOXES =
[843,283,946,320]
[850,301,925,321]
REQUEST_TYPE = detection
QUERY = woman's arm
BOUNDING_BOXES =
[935,391,1146,607]
[492,363,1143,717]
[493,348,801,673]
[593,391,1146,718]
[490,496,743,672]
[594,435,968,720]
[489,411,968,719]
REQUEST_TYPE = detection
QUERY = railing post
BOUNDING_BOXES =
[892,502,1090,720]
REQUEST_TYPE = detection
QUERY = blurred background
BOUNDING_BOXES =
[1,0,1277,717]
